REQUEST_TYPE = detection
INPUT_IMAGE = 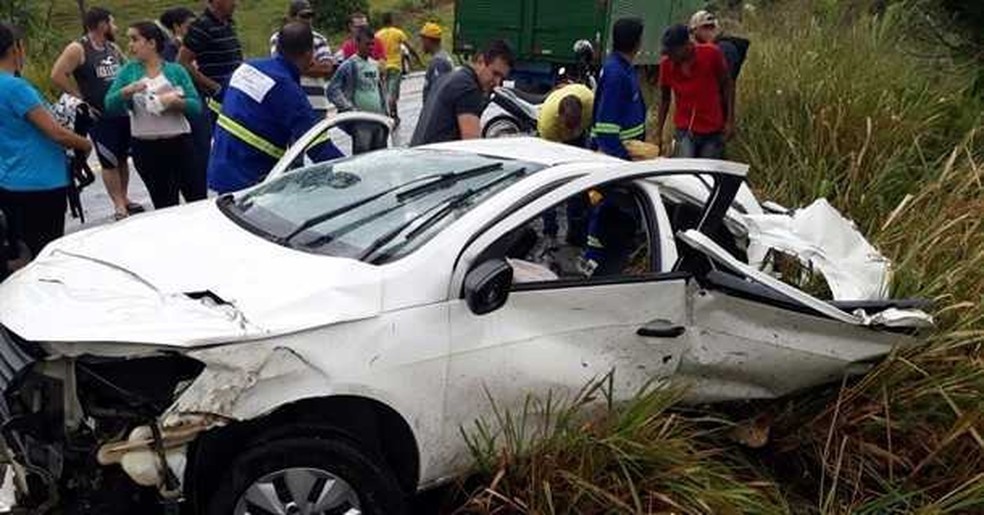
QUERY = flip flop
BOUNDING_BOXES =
[113,212,129,222]
[126,202,145,214]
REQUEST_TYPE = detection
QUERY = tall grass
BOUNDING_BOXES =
[458,1,984,512]
[724,0,984,511]
[458,375,789,514]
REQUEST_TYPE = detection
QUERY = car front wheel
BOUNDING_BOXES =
[207,436,406,515]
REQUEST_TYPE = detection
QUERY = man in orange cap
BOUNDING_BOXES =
[419,22,453,105]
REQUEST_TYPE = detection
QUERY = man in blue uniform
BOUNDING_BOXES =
[208,22,343,193]
[579,18,646,276]
[591,17,646,160]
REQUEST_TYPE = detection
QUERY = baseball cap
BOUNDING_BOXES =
[689,10,719,30]
[419,22,442,40]
[288,0,314,18]
[662,24,690,52]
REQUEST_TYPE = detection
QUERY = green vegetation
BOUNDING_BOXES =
[7,0,983,511]
[459,376,790,514]
[15,0,454,93]
[458,1,984,512]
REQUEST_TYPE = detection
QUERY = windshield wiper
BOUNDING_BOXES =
[282,163,506,244]
[395,163,503,201]
[360,167,527,263]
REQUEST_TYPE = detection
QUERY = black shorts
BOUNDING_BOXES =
[90,116,131,170]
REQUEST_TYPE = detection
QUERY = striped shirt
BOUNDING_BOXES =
[270,30,332,115]
[184,8,243,94]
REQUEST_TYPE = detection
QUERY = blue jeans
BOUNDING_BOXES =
[674,130,725,159]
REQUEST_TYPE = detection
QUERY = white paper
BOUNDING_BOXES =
[228,64,276,104]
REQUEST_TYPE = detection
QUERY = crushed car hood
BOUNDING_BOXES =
[0,202,383,347]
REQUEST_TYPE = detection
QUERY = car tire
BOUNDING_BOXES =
[206,436,406,515]
[482,115,524,139]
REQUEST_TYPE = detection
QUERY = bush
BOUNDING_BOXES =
[311,0,369,34]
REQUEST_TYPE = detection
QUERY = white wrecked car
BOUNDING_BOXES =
[0,133,931,514]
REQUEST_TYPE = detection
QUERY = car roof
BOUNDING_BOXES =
[418,137,622,166]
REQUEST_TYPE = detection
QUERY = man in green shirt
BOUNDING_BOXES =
[326,26,387,153]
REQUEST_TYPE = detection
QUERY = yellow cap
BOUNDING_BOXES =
[419,22,443,39]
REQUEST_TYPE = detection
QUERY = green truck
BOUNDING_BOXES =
[454,0,706,88]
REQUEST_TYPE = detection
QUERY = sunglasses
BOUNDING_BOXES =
[298,11,315,19]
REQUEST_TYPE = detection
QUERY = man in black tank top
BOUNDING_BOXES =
[51,7,141,220]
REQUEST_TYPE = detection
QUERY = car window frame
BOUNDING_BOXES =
[471,179,662,291]
[453,173,723,298]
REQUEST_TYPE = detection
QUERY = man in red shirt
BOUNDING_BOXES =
[339,12,385,61]
[655,24,735,159]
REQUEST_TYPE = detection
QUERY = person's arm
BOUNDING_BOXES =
[104,63,138,116]
[26,107,92,152]
[593,71,630,159]
[712,47,735,140]
[402,31,423,67]
[656,86,672,151]
[325,61,355,111]
[50,42,84,99]
[454,81,486,140]
[164,64,202,116]
[179,25,221,95]
[177,45,219,96]
[457,114,482,139]
[655,58,673,155]
[720,73,735,140]
[10,79,91,152]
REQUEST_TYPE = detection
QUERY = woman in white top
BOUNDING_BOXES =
[104,21,201,209]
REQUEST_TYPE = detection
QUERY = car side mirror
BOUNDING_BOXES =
[464,259,513,315]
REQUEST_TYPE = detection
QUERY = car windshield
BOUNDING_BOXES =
[220,148,542,263]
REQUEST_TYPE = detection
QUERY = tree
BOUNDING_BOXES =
[311,0,370,34]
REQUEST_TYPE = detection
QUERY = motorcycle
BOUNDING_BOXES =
[480,39,597,139]
[480,86,546,138]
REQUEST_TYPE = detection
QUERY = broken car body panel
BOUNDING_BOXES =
[0,139,932,512]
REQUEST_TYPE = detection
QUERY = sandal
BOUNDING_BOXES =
[113,212,129,222]
[126,202,145,215]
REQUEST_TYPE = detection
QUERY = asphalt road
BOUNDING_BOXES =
[66,72,426,234]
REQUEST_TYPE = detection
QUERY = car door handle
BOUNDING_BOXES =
[637,319,686,338]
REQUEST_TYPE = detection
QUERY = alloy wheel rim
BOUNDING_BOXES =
[234,466,361,515]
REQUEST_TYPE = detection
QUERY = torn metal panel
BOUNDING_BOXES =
[679,230,934,328]
[683,289,916,401]
[742,198,891,301]
[166,346,328,419]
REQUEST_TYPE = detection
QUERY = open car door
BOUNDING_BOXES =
[264,112,395,182]
[674,229,931,402]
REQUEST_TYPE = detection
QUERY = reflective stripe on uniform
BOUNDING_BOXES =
[619,124,645,140]
[587,235,605,249]
[207,97,222,114]
[310,132,333,147]
[216,113,286,159]
[591,122,621,136]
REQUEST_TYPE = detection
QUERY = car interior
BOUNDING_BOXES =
[479,181,654,284]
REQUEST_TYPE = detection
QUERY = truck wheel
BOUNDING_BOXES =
[207,436,406,515]
[483,115,524,138]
